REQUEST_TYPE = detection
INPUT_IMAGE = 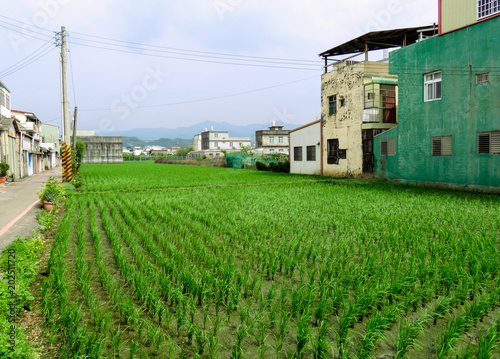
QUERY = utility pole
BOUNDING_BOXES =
[61,26,70,145]
[59,26,72,182]
[72,106,78,147]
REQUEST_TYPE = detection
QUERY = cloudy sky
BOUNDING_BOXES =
[0,0,437,137]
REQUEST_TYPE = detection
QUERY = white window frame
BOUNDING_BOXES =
[478,0,500,19]
[269,136,275,144]
[424,71,442,102]
[278,136,284,144]
[269,149,275,154]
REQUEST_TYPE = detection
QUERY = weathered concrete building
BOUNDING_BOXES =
[375,2,500,190]
[318,27,434,178]
[77,136,123,164]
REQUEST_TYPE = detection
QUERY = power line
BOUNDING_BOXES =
[68,41,321,71]
[0,39,54,75]
[70,31,320,64]
[79,75,318,112]
[0,46,55,78]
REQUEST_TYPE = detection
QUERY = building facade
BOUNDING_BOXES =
[320,61,398,177]
[78,136,124,164]
[255,122,289,154]
[289,120,322,175]
[199,128,251,151]
[375,8,500,190]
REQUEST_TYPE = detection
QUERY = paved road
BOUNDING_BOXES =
[0,167,62,251]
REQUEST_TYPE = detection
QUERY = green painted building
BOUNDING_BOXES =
[375,13,500,190]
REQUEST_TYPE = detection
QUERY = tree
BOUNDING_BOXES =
[174,146,194,157]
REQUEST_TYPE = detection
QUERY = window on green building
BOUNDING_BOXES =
[380,138,396,156]
[476,73,490,85]
[432,136,452,156]
[478,131,500,154]
[328,95,337,115]
[424,71,442,102]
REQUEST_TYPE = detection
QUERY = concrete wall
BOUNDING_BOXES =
[290,121,321,175]
[321,61,395,177]
[77,136,123,164]
[375,16,500,190]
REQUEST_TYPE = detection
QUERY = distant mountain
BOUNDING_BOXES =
[108,120,299,142]
[121,137,193,149]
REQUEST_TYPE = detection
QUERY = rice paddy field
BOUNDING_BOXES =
[42,162,500,358]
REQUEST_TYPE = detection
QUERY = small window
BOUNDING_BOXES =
[269,136,275,144]
[328,95,337,115]
[214,133,218,138]
[0,91,4,108]
[214,142,218,148]
[476,73,490,85]
[432,136,452,156]
[306,145,316,161]
[278,136,284,144]
[340,98,346,107]
[380,138,396,156]
[279,149,284,153]
[478,0,500,19]
[327,139,346,164]
[478,131,500,154]
[230,142,233,148]
[270,149,275,154]
[424,71,442,102]
[294,146,303,161]
[5,94,10,110]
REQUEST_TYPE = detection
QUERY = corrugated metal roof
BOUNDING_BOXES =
[319,25,438,58]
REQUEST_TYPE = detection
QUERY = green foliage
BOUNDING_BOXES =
[41,162,500,358]
[174,146,194,157]
[0,162,9,177]
[37,177,66,204]
[0,234,47,358]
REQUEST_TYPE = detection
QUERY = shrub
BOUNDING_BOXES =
[0,162,9,177]
[37,177,66,204]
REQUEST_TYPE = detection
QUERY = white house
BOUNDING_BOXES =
[289,120,322,175]
[197,127,251,151]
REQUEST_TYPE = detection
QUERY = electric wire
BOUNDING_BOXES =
[0,46,55,78]
[0,39,54,76]
[69,31,319,64]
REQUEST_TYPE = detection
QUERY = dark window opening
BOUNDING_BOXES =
[327,139,346,165]
[294,146,303,161]
[306,145,316,161]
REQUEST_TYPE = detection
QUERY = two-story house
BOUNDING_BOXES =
[255,122,289,155]
[12,110,44,176]
[191,127,252,158]
[375,0,500,190]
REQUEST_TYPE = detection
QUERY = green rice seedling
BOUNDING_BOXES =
[394,312,430,359]
[296,310,311,357]
[231,324,247,359]
[195,328,209,356]
[436,315,468,359]
[311,320,329,359]
[208,334,220,359]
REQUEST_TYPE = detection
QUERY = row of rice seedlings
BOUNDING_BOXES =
[436,290,500,358]
[87,197,181,357]
[105,195,233,357]
[459,315,500,358]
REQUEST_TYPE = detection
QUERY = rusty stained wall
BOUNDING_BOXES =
[321,61,395,178]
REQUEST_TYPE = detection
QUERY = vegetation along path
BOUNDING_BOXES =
[8,162,500,358]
